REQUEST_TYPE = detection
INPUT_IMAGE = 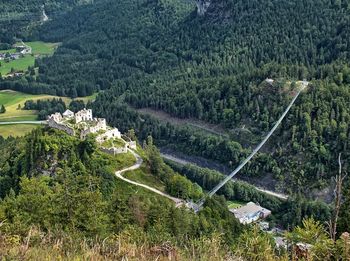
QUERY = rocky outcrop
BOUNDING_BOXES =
[196,0,234,24]
[196,0,211,16]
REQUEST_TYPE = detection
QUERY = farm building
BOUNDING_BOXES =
[230,202,271,224]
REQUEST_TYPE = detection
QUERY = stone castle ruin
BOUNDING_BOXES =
[47,112,75,136]
[48,108,107,137]
[47,109,133,155]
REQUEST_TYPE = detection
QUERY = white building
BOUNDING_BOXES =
[265,78,274,84]
[62,109,74,118]
[230,202,271,224]
[75,108,93,123]
[104,128,121,139]
[48,112,62,123]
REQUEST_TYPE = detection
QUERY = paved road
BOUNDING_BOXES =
[161,153,288,200]
[0,121,46,125]
[115,149,184,206]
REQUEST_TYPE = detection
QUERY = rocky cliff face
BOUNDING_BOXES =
[196,0,211,16]
[196,0,234,24]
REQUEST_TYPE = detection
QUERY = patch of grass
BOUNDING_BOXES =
[79,92,98,103]
[0,115,38,122]
[0,124,39,138]
[101,138,126,148]
[110,152,137,170]
[0,55,35,76]
[0,90,67,122]
[26,41,59,55]
[0,41,58,76]
[227,200,244,209]
[0,48,16,54]
[124,165,166,192]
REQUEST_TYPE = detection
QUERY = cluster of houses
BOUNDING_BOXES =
[0,52,20,61]
[0,45,31,62]
[47,108,136,154]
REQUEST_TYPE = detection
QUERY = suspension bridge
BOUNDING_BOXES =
[193,81,309,212]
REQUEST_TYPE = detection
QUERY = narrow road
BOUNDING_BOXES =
[161,153,288,200]
[115,149,184,206]
[0,121,46,125]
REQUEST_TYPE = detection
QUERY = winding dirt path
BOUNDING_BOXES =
[115,149,184,206]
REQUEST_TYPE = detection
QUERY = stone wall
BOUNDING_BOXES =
[48,119,75,136]
[100,145,128,155]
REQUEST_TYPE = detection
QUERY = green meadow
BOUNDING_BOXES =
[0,41,58,76]
[0,55,35,76]
[227,200,244,209]
[0,48,16,54]
[26,41,59,55]
[0,124,39,138]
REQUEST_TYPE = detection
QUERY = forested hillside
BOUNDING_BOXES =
[0,0,349,196]
[0,0,90,44]
[0,128,349,259]
[0,128,243,259]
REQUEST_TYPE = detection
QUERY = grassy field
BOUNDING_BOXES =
[110,152,137,170]
[124,166,166,192]
[227,200,244,209]
[0,90,71,122]
[0,48,16,54]
[0,124,39,138]
[0,41,58,76]
[0,55,35,76]
[26,41,59,55]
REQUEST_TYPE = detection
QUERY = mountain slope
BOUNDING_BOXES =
[0,127,245,254]
[0,0,349,196]
[0,0,90,44]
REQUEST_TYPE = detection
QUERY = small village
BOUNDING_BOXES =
[0,43,31,78]
[0,44,31,61]
[47,108,136,154]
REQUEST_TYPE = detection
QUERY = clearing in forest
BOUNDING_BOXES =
[0,41,58,76]
[0,124,39,138]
